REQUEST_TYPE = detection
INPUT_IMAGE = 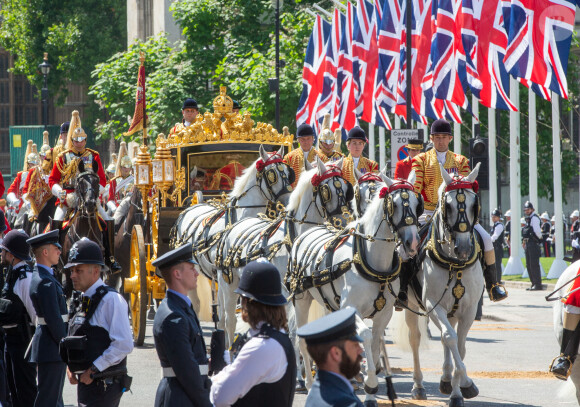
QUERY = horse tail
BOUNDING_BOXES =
[191,275,214,322]
[307,301,327,323]
[391,310,431,352]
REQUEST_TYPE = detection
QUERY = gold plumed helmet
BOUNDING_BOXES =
[115,141,131,177]
[106,163,116,174]
[23,140,34,171]
[40,130,51,159]
[65,110,84,150]
[333,129,342,152]
[27,143,41,168]
[317,113,334,148]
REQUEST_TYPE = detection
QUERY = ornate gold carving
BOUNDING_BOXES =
[452,282,465,299]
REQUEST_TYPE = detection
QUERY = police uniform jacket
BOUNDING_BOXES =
[572,220,580,242]
[305,370,363,407]
[341,155,379,186]
[2,261,36,340]
[412,149,470,212]
[29,264,68,363]
[153,290,212,407]
[284,148,325,188]
[541,221,551,241]
[48,148,107,206]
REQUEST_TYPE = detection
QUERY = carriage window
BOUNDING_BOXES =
[186,151,262,194]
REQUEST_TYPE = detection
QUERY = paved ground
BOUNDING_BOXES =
[62,283,579,406]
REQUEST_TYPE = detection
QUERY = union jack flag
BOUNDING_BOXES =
[395,0,462,123]
[461,0,516,110]
[314,9,346,131]
[296,15,331,127]
[503,0,576,99]
[335,2,358,130]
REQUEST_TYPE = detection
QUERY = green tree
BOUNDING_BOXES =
[0,0,126,103]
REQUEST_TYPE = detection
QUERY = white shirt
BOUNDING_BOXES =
[184,120,191,127]
[528,211,542,239]
[436,150,447,164]
[490,222,504,242]
[210,322,288,407]
[12,261,36,323]
[353,157,360,168]
[82,279,134,372]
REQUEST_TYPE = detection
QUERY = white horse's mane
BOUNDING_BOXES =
[229,158,259,198]
[286,167,317,212]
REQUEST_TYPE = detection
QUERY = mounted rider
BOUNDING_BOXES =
[48,110,121,273]
[106,142,134,214]
[22,141,53,218]
[169,98,199,136]
[49,122,70,172]
[283,123,325,188]
[39,130,54,177]
[341,127,378,186]
[398,119,507,304]
[317,114,344,164]
[394,138,424,180]
[101,153,117,207]
[7,140,37,217]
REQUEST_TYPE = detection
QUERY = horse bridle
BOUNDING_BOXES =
[440,179,480,235]
[354,173,383,216]
[74,171,100,214]
[311,166,353,228]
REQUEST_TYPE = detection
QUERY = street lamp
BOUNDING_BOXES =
[270,0,283,131]
[38,52,51,130]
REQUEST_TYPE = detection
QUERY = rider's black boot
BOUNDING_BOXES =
[395,260,413,311]
[551,327,580,380]
[104,220,122,274]
[483,263,508,302]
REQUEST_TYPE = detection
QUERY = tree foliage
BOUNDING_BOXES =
[0,0,126,103]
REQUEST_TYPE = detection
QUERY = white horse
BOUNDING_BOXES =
[404,163,483,407]
[352,170,386,218]
[171,145,294,316]
[216,157,353,347]
[289,171,420,406]
[551,260,580,404]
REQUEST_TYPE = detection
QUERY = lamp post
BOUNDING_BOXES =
[38,53,51,130]
[269,0,283,131]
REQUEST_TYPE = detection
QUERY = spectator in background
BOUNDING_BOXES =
[541,212,551,257]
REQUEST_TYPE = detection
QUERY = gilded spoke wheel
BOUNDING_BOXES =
[125,224,148,346]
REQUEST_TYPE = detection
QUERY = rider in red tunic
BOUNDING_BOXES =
[551,269,580,379]
[394,138,423,180]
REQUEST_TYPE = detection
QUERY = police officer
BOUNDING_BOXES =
[27,230,67,407]
[490,209,504,283]
[0,230,37,407]
[152,244,212,407]
[61,238,133,407]
[211,259,296,407]
[297,307,364,407]
[522,201,543,291]
[540,212,552,257]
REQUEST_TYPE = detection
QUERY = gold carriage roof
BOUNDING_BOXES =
[165,86,294,148]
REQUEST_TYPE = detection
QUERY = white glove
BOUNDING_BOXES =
[223,350,231,365]
[51,184,66,200]
[6,192,19,207]
[106,201,117,213]
[573,239,580,249]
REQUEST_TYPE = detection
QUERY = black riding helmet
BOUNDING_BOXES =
[235,259,287,306]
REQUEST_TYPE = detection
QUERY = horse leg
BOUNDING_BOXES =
[218,270,238,348]
[431,307,465,406]
[295,294,314,390]
[455,314,478,399]
[355,314,379,406]
[405,309,427,400]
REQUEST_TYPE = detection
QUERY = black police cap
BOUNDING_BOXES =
[346,127,368,143]
[297,307,363,345]
[64,238,107,270]
[60,121,70,134]
[152,244,198,278]
[234,259,287,306]
[491,208,502,218]
[431,119,452,135]
[26,230,61,250]
[0,211,6,233]
[0,230,31,261]
[297,123,315,138]
[182,98,198,110]
[524,201,534,210]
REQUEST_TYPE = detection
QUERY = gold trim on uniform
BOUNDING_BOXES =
[341,154,379,186]
[283,148,325,187]
[319,150,345,163]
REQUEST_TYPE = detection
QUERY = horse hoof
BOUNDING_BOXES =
[295,379,307,393]
[364,383,379,395]
[363,400,378,407]
[412,387,427,400]
[449,396,464,407]
[439,380,452,395]
[460,382,479,399]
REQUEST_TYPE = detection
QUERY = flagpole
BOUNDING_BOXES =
[405,0,412,128]
[488,107,498,212]
[528,90,538,209]
[140,51,148,147]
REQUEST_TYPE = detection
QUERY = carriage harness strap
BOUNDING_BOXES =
[423,211,481,318]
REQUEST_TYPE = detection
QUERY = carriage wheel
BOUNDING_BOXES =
[128,225,148,346]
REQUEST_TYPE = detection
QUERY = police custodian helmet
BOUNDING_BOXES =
[0,230,31,261]
[64,238,107,271]
[235,259,287,306]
